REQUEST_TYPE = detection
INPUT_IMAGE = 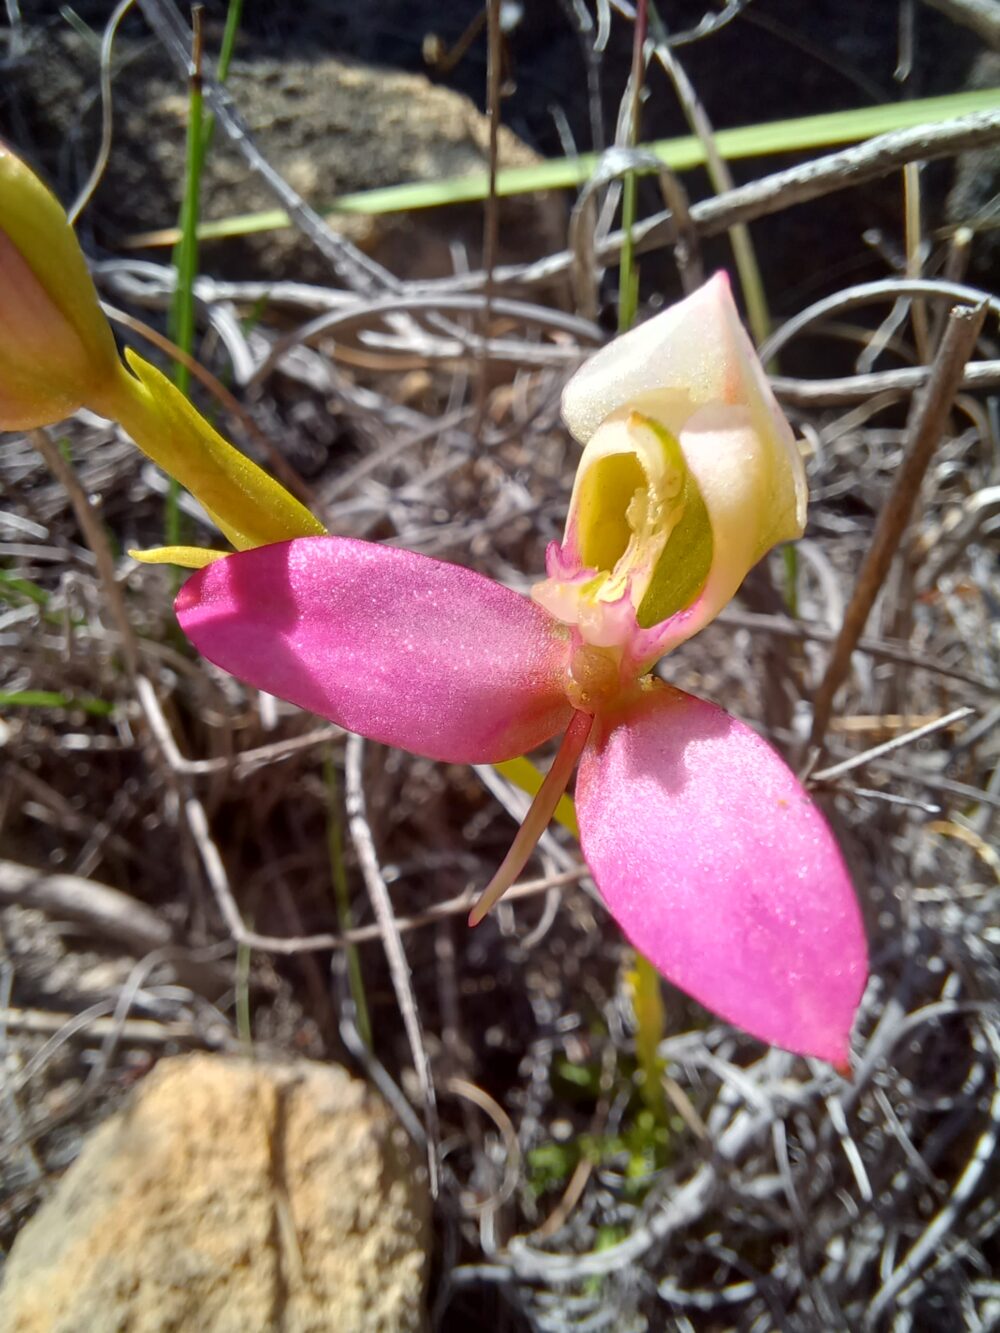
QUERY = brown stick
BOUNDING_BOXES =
[29,427,140,679]
[0,860,230,995]
[475,0,503,436]
[808,301,988,751]
[923,0,1000,51]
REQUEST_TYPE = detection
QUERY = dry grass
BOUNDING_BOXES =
[2,5,1000,1329]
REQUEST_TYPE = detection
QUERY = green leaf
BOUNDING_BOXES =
[163,90,1000,240]
[0,690,114,716]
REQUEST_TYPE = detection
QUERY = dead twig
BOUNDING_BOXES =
[476,0,503,434]
[715,607,996,692]
[344,733,440,1196]
[808,302,988,751]
[771,359,1000,405]
[0,859,229,994]
[67,0,136,224]
[28,428,139,679]
[649,9,758,332]
[810,706,976,783]
[923,0,1000,50]
[246,293,601,391]
[443,1074,522,1220]
[0,1006,229,1047]
[867,1019,1000,1320]
[759,277,1000,364]
[434,111,1000,295]
[136,0,400,295]
[568,147,701,317]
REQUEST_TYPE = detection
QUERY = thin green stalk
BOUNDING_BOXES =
[614,3,670,1089]
[0,690,114,716]
[627,954,668,1124]
[618,171,640,334]
[726,213,771,349]
[168,87,206,351]
[0,572,50,607]
[618,0,648,334]
[648,2,771,345]
[235,938,253,1049]
[166,9,206,546]
[325,752,372,1048]
[171,0,242,386]
[0,571,89,630]
[166,0,243,545]
[215,0,243,84]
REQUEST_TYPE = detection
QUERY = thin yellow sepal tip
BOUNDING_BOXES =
[129,545,226,569]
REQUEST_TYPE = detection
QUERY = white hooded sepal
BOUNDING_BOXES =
[560,273,807,549]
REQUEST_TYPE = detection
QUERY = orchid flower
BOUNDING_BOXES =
[173,280,866,1067]
[0,144,867,1065]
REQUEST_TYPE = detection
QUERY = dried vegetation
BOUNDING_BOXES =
[2,2,1000,1329]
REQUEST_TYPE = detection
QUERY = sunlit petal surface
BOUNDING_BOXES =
[576,682,867,1063]
[176,537,574,763]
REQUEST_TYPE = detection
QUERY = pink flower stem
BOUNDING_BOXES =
[469,709,594,926]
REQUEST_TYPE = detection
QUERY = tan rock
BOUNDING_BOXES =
[0,1055,430,1333]
[12,31,566,286]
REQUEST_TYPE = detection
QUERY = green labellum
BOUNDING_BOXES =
[635,418,713,629]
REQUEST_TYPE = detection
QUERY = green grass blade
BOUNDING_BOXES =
[627,953,668,1123]
[0,571,51,608]
[216,0,243,83]
[165,36,206,547]
[166,0,243,547]
[172,89,1000,241]
[0,689,114,716]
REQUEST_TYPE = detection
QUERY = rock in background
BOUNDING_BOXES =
[1,23,566,285]
[0,1055,431,1333]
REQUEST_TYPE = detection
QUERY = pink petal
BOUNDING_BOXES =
[576,683,867,1063]
[176,537,573,763]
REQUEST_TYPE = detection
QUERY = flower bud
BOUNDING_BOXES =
[0,143,120,429]
[0,144,323,548]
